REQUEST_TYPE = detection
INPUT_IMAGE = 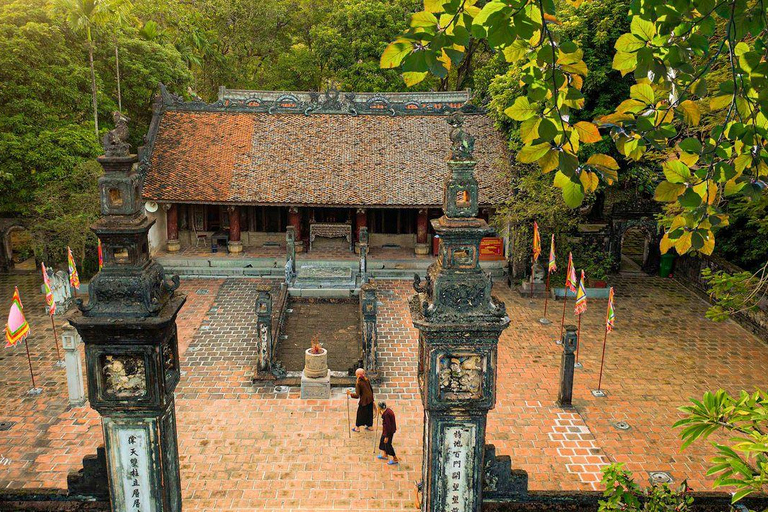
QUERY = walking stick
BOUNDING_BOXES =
[372,407,379,454]
[346,393,351,438]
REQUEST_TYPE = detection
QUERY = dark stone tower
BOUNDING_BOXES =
[69,114,185,512]
[410,114,510,512]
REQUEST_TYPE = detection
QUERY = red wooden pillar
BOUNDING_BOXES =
[355,208,367,239]
[415,208,430,255]
[228,205,243,253]
[288,207,303,252]
[166,203,180,252]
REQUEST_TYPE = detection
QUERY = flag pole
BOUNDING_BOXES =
[23,336,41,394]
[543,271,551,317]
[558,291,568,342]
[596,325,609,391]
[575,313,582,367]
[529,259,535,299]
[50,315,64,367]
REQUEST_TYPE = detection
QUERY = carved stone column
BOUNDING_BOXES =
[360,280,377,374]
[227,206,242,253]
[355,208,367,253]
[165,204,180,253]
[411,114,509,512]
[69,118,185,512]
[285,226,296,284]
[415,208,430,255]
[557,326,578,408]
[358,227,369,283]
[255,285,272,374]
[288,207,303,253]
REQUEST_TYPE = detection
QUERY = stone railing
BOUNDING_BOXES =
[270,284,289,359]
[674,254,768,342]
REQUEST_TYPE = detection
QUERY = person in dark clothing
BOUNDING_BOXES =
[348,368,374,431]
[377,401,399,465]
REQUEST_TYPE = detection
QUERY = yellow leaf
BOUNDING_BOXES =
[579,171,599,192]
[660,233,674,254]
[570,74,584,90]
[438,49,452,72]
[538,150,559,173]
[670,215,688,231]
[519,118,541,145]
[402,71,428,86]
[675,231,692,254]
[574,121,602,143]
[700,231,715,255]
[424,0,444,13]
[543,13,561,25]
[679,100,701,126]
[710,95,732,111]
[678,152,699,167]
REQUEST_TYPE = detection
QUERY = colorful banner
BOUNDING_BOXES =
[548,234,557,274]
[67,246,80,290]
[41,263,55,316]
[574,270,588,315]
[5,286,30,347]
[532,222,541,262]
[566,252,577,293]
[606,287,615,333]
[98,239,103,271]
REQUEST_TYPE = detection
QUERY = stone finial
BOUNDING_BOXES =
[448,112,475,161]
[101,111,131,157]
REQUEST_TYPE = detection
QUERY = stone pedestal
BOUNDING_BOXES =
[300,370,331,399]
[61,324,86,407]
[414,242,430,256]
[228,241,243,253]
[166,240,181,253]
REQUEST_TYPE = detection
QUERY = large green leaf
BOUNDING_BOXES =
[630,83,654,104]
[654,181,686,202]
[612,51,638,76]
[630,16,656,42]
[615,33,645,53]
[517,142,551,163]
[504,96,537,121]
[473,1,507,27]
[663,160,691,184]
[561,179,585,207]
[380,40,413,69]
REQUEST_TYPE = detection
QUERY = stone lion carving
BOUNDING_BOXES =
[102,111,131,157]
[447,113,475,161]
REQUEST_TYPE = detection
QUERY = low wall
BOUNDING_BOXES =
[674,254,768,342]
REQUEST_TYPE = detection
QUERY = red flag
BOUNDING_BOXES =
[532,222,541,262]
[565,252,577,293]
[41,263,55,315]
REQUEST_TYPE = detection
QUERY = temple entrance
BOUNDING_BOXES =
[1,223,33,271]
[620,226,650,273]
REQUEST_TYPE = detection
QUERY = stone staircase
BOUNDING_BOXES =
[289,264,358,297]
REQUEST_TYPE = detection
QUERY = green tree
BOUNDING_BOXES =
[383,0,768,257]
[49,0,130,139]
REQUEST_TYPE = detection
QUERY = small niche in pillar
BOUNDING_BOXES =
[456,190,470,208]
[101,355,147,399]
[451,246,477,268]
[113,247,130,263]
[438,353,485,400]
[108,188,123,207]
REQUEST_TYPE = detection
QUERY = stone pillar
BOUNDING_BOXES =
[557,325,578,408]
[415,208,430,255]
[411,114,509,512]
[360,280,377,373]
[288,207,303,253]
[165,204,180,253]
[255,285,272,373]
[358,227,368,283]
[227,206,242,253]
[285,226,296,283]
[61,324,86,407]
[355,208,367,253]
[69,117,185,512]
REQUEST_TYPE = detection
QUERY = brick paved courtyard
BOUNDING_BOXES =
[1,271,767,511]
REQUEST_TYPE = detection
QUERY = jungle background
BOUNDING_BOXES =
[0,0,765,278]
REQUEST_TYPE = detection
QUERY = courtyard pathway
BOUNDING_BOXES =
[0,271,766,511]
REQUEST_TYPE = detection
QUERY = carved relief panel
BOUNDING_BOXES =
[101,354,147,399]
[437,353,484,400]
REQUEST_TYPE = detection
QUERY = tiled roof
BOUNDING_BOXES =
[144,111,512,207]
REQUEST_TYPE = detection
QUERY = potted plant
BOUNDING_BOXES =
[304,336,328,378]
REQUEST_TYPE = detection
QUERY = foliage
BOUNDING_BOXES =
[28,160,101,277]
[675,389,768,503]
[714,192,768,272]
[599,463,693,512]
[701,263,767,321]
[383,0,768,257]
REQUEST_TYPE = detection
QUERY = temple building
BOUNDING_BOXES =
[140,86,512,256]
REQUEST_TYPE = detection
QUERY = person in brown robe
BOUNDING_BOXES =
[377,401,399,465]
[348,368,374,431]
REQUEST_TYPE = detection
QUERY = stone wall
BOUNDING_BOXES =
[674,254,768,342]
